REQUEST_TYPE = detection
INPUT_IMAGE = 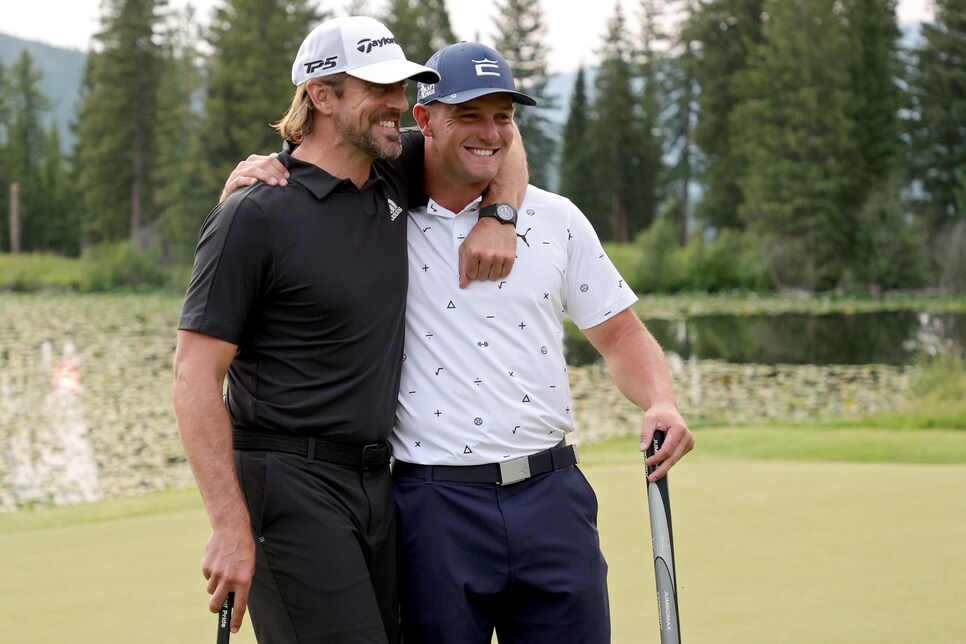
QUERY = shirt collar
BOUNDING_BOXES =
[278,141,385,201]
[424,195,483,219]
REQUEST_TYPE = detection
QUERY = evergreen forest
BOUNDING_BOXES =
[0,0,963,294]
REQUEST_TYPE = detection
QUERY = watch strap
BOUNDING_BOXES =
[478,202,518,225]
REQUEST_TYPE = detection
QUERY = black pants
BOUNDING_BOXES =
[235,450,398,643]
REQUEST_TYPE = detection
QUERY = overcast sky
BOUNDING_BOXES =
[1,0,936,75]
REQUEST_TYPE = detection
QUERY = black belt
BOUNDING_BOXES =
[393,444,579,486]
[232,429,392,471]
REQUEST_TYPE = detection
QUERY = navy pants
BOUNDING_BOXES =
[235,450,399,643]
[393,466,610,643]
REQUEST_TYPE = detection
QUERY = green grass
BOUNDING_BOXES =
[591,426,966,466]
[2,428,966,643]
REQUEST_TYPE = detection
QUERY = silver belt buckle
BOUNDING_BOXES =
[498,455,531,486]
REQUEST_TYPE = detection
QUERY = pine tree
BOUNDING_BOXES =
[491,0,557,189]
[6,50,52,252]
[841,0,906,289]
[659,0,700,245]
[684,0,765,231]
[731,0,856,291]
[154,5,211,263]
[381,0,457,124]
[33,126,80,255]
[201,0,324,192]
[0,62,9,250]
[74,0,167,248]
[588,4,655,242]
[0,62,10,143]
[904,0,966,290]
[905,0,966,237]
[844,0,901,193]
[558,68,597,215]
[634,0,669,237]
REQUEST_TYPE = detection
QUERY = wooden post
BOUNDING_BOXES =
[9,182,21,254]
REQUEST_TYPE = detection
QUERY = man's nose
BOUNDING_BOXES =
[386,85,409,112]
[477,118,500,142]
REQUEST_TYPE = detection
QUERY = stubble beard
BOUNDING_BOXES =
[335,109,402,161]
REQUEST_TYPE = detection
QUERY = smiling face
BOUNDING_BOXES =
[332,75,410,160]
[416,93,516,192]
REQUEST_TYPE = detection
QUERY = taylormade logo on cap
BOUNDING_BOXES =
[416,42,537,107]
[292,16,439,86]
[357,36,398,53]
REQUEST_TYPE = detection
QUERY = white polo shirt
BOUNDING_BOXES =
[391,185,638,465]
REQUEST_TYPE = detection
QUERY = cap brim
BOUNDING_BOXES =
[430,86,537,107]
[348,59,440,85]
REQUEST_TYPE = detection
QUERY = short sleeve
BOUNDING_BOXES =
[178,192,275,344]
[563,203,638,330]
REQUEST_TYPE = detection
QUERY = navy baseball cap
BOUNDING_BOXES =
[416,42,537,106]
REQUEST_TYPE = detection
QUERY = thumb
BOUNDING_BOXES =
[457,244,471,289]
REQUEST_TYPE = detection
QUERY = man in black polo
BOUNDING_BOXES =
[172,17,523,644]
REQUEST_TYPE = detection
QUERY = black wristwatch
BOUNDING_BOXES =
[478,202,518,225]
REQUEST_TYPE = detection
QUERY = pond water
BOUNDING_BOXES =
[646,311,966,365]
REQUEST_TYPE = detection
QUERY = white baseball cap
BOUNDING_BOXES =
[292,16,440,86]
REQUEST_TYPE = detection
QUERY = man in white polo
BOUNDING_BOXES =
[388,42,694,643]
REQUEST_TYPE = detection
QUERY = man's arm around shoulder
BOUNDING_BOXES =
[458,122,529,287]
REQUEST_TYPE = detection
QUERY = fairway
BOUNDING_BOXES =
[2,431,965,643]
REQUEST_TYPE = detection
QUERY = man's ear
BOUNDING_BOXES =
[308,80,335,115]
[413,103,432,137]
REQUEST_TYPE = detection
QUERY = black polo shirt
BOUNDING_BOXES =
[179,134,424,444]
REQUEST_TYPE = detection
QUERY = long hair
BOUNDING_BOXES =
[272,74,347,144]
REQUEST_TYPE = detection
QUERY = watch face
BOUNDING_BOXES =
[497,204,515,221]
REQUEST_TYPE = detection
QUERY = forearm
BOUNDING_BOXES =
[172,331,249,530]
[173,334,257,626]
[586,308,693,476]
[600,320,678,412]
[173,374,249,529]
[482,122,528,209]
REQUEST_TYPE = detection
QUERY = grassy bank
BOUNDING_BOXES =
[2,427,965,643]
[0,247,189,292]
[631,291,966,320]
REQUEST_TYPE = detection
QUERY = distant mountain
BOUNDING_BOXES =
[0,33,87,152]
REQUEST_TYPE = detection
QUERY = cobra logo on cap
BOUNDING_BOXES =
[473,58,501,77]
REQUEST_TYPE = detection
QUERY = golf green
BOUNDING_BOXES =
[2,451,964,642]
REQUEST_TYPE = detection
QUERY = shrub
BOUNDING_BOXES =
[685,229,771,292]
[0,253,87,291]
[601,242,639,287]
[80,242,170,292]
[631,219,689,293]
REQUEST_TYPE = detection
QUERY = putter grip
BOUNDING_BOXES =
[645,430,665,477]
[217,592,234,644]
[646,431,681,643]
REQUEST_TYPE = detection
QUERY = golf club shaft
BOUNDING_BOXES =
[646,431,681,643]
[217,592,234,644]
